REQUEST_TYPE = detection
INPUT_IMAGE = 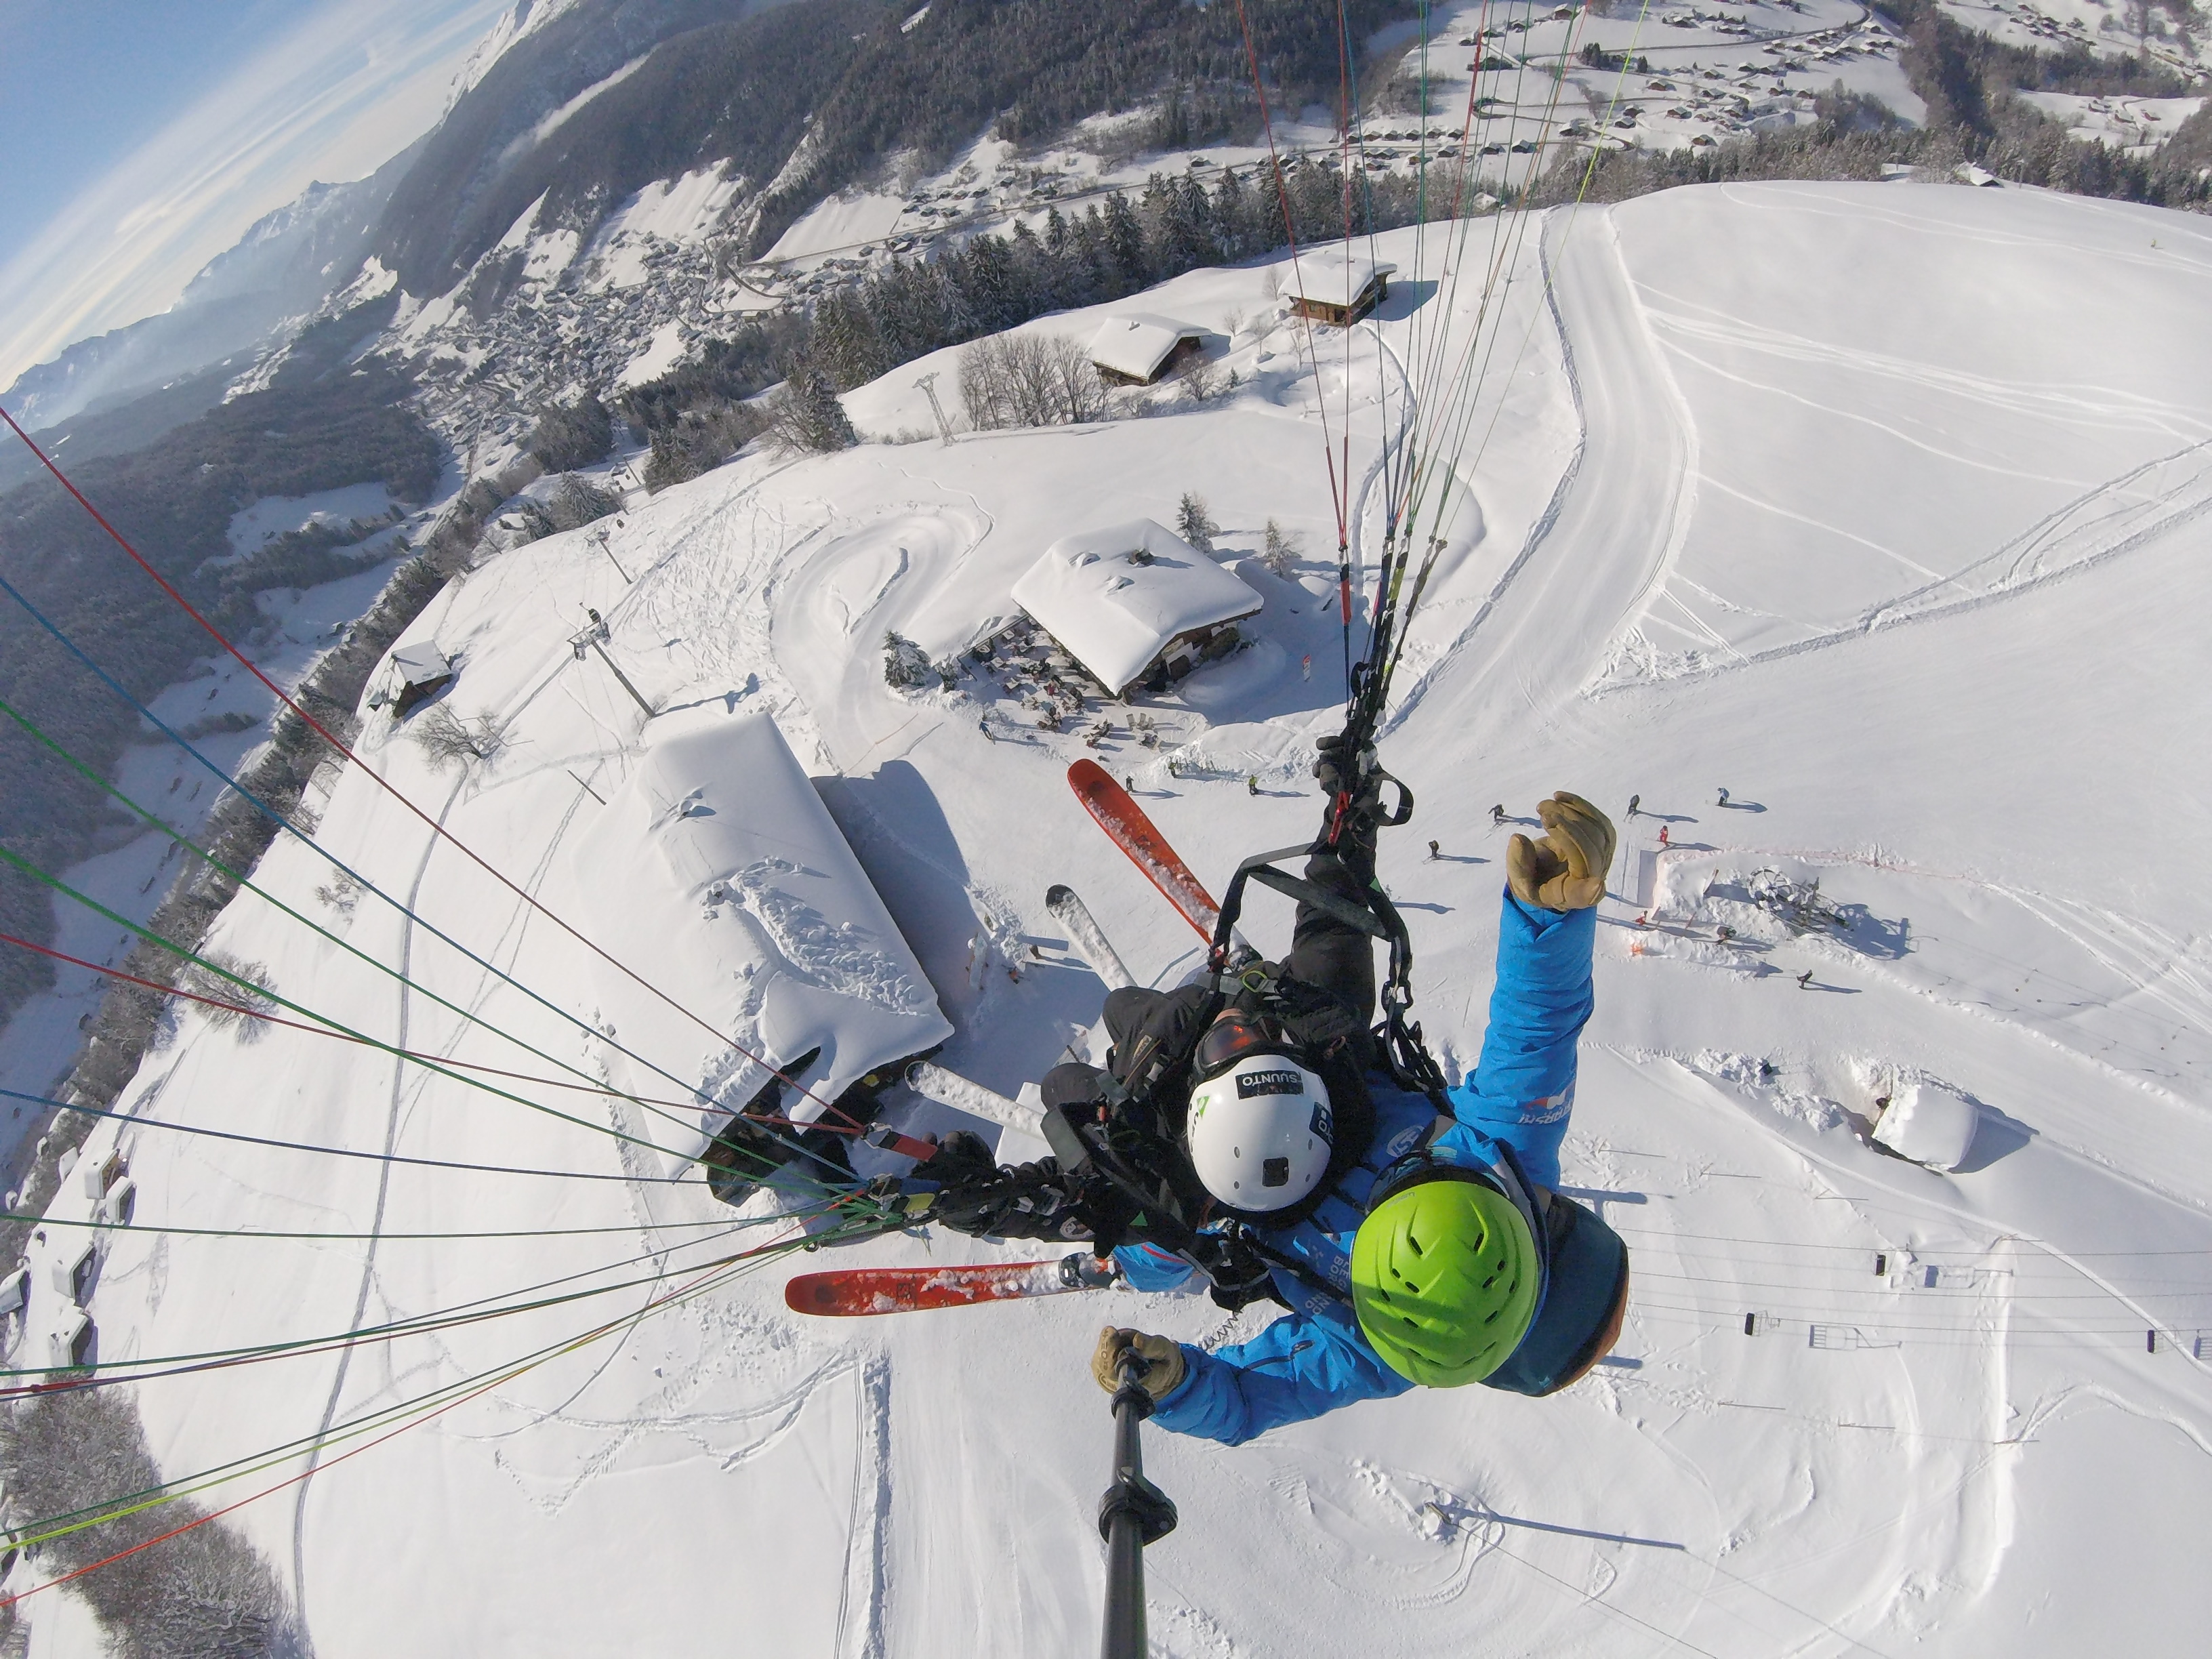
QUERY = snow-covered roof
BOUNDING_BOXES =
[388,642,452,686]
[573,714,950,1156]
[1088,313,1205,382]
[1285,252,1397,308]
[1010,520,1263,695]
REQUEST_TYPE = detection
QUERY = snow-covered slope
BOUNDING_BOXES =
[20,180,2212,1655]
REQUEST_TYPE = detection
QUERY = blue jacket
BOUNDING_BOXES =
[1118,891,1597,1446]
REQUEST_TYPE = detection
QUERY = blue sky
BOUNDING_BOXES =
[0,0,514,388]
[0,2,304,256]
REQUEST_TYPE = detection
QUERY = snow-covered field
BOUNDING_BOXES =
[15,179,2212,1655]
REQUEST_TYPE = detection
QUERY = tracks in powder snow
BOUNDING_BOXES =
[289,770,468,1607]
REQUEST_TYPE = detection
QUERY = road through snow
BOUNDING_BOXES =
[1390,205,1696,754]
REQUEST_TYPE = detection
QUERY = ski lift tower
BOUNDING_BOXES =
[916,373,956,445]
[571,608,656,719]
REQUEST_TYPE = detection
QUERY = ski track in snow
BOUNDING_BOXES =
[288,769,466,1612]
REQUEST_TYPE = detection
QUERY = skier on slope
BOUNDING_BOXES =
[922,748,1630,1445]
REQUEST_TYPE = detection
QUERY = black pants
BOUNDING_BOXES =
[1046,844,1379,1112]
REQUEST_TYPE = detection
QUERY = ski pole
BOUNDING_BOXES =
[1097,1345,1178,1659]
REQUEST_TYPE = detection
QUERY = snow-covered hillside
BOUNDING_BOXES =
[16,180,2212,1655]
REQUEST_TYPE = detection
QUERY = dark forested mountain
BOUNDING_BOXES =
[371,0,1420,298]
[371,0,815,297]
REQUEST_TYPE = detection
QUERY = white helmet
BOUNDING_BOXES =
[1185,1052,1335,1213]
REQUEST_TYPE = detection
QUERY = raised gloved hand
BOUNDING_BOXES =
[1312,732,1380,808]
[1506,791,1616,912]
[1091,1327,1187,1402]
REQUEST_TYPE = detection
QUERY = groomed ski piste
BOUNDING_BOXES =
[14,178,2212,1656]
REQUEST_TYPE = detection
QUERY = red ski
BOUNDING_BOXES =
[1067,759,1221,940]
[785,1252,1118,1317]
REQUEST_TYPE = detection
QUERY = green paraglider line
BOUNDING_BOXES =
[0,659,858,1186]
[0,916,855,1140]
[0,404,865,1135]
[0,1206,902,1393]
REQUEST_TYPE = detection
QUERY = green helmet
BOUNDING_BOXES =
[1351,1172,1542,1387]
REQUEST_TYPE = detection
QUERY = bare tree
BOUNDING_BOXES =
[1174,351,1224,403]
[0,1387,302,1659]
[958,333,1106,429]
[176,950,278,1040]
[411,705,504,769]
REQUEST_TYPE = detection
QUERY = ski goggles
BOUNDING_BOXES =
[1190,1006,1299,1080]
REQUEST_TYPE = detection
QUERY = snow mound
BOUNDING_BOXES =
[1872,1080,1980,1170]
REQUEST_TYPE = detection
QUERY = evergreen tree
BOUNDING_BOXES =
[765,356,857,455]
[1101,193,1149,295]
[1176,491,1221,553]
[814,292,890,390]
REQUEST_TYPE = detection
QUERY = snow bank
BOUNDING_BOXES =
[224,483,396,559]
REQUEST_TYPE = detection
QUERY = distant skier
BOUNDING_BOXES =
[926,762,1629,1443]
[1657,825,1669,848]
[1427,839,1440,860]
[1490,802,1506,827]
[1717,787,1729,808]
[1626,794,1640,818]
[1248,775,1260,796]
[1797,970,1814,990]
[979,718,996,742]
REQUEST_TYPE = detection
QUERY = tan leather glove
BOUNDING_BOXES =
[1091,1327,1186,1401]
[1507,792,1617,912]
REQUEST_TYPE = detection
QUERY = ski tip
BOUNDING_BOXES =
[1045,882,1075,906]
[785,1275,846,1315]
[1067,758,1111,791]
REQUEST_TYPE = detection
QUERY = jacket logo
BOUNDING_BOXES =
[1236,1068,1305,1099]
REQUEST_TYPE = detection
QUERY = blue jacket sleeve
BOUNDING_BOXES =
[1145,1302,1414,1446]
[1446,892,1596,1188]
